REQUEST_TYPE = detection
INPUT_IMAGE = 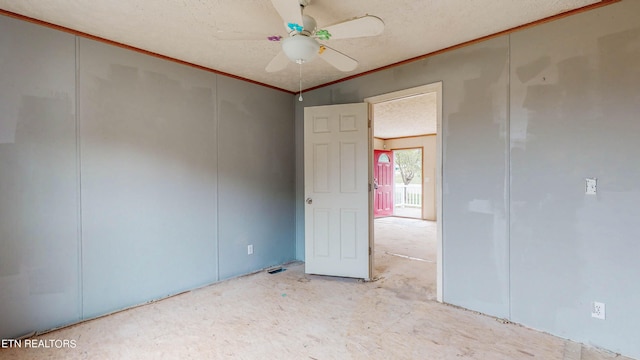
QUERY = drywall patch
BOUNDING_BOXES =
[515,56,551,83]
[510,117,529,149]
[468,199,493,214]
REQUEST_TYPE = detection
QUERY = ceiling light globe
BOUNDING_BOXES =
[282,35,320,64]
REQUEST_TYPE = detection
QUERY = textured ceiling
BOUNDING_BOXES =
[0,0,603,92]
[373,93,437,139]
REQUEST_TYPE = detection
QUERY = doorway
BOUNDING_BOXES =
[365,83,443,302]
[392,148,423,219]
[373,150,394,217]
[374,148,424,219]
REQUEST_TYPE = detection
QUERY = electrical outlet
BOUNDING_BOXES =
[247,244,253,255]
[592,301,606,320]
[586,178,597,194]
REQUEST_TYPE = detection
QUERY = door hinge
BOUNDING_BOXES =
[368,119,372,128]
[368,183,371,192]
[369,247,372,256]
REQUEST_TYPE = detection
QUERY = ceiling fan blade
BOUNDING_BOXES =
[318,45,358,72]
[214,32,272,41]
[271,0,303,28]
[320,15,384,40]
[266,50,290,72]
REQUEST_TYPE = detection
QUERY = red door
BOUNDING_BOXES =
[374,150,394,217]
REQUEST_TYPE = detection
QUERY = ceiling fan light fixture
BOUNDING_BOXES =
[282,35,320,64]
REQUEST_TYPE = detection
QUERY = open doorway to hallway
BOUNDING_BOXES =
[366,83,442,301]
[373,217,437,300]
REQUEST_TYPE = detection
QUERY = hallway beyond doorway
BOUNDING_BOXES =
[392,207,422,218]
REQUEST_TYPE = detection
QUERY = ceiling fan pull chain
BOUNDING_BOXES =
[299,63,304,102]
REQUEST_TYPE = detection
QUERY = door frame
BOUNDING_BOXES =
[364,82,443,302]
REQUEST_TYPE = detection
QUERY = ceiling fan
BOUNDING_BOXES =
[265,0,385,73]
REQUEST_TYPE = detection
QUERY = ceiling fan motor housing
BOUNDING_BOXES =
[299,0,311,8]
[300,15,317,35]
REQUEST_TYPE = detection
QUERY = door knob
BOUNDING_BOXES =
[306,197,313,204]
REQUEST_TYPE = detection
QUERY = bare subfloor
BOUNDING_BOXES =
[1,218,632,359]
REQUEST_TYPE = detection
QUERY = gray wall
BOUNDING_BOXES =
[295,1,639,357]
[217,76,296,280]
[78,39,221,317]
[0,15,295,337]
[509,2,640,355]
[0,16,80,338]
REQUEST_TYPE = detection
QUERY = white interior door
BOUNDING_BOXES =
[304,103,370,279]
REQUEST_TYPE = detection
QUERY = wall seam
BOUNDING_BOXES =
[215,75,220,282]
[294,97,300,261]
[438,83,444,303]
[74,35,84,320]
[506,33,512,321]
